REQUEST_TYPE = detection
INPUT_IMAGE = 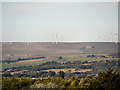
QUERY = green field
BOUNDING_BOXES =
[2,56,117,70]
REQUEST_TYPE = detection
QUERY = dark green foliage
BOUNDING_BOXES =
[59,71,65,79]
[89,68,120,89]
[2,56,46,63]
[59,56,62,59]
[2,68,120,89]
[87,55,96,57]
[118,60,120,68]
[2,77,36,90]
[48,71,56,76]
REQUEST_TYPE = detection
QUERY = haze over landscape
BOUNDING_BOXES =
[2,2,118,42]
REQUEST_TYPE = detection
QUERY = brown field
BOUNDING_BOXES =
[43,69,92,73]
[2,42,118,60]
[82,64,91,65]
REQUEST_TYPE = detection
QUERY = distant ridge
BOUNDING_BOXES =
[2,42,119,59]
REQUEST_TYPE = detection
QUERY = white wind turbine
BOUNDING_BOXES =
[55,33,58,44]
[114,33,118,44]
[27,32,30,46]
[110,33,113,42]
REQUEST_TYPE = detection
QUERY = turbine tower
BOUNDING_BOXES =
[10,34,12,44]
[110,33,113,42]
[96,33,101,42]
[97,35,101,42]
[55,33,58,44]
[96,33,99,42]
[52,33,55,44]
[27,33,30,46]
[61,35,63,43]
[114,34,118,44]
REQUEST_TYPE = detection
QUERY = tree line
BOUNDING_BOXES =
[2,56,46,63]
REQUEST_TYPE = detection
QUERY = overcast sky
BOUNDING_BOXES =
[2,2,118,42]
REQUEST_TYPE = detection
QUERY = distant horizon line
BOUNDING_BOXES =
[0,41,118,43]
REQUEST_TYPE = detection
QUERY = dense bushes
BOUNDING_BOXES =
[2,68,120,89]
[89,68,120,88]
[2,77,36,90]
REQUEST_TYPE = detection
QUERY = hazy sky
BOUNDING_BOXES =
[2,2,118,42]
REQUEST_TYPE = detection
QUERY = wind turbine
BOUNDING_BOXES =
[61,35,63,43]
[10,34,12,44]
[96,33,102,42]
[114,34,118,44]
[97,35,101,42]
[110,33,113,42]
[51,33,55,44]
[27,33,30,46]
[55,33,58,44]
[96,33,99,42]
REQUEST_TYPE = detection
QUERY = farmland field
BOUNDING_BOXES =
[1,42,119,70]
[2,54,119,70]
